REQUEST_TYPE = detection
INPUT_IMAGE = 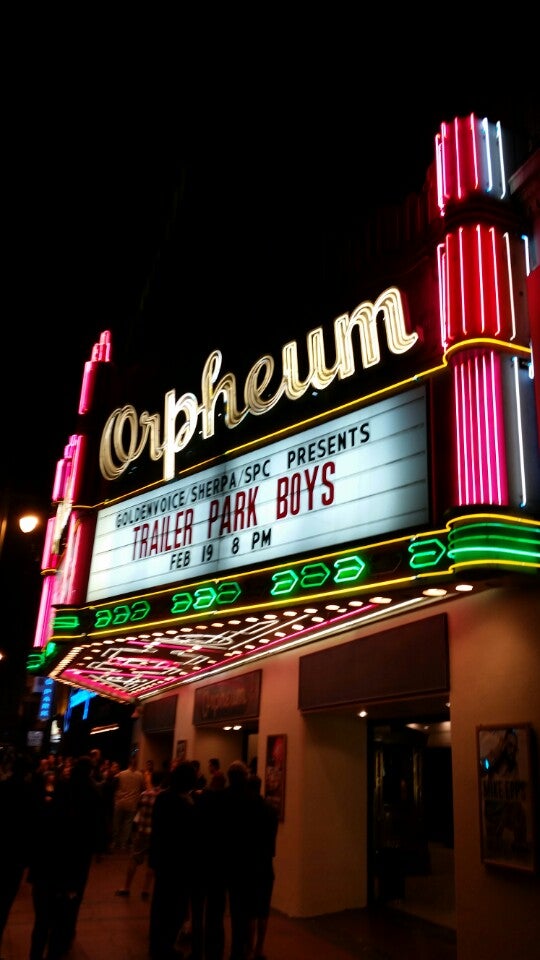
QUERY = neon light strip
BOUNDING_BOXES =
[476,224,486,333]
[41,517,56,569]
[512,356,527,506]
[491,354,505,504]
[447,232,455,340]
[448,522,540,562]
[504,232,517,340]
[470,113,479,190]
[490,353,501,504]
[481,354,494,502]
[455,117,463,199]
[69,435,85,503]
[522,235,531,277]
[33,575,56,648]
[489,354,501,503]
[482,117,493,193]
[437,243,448,347]
[444,338,529,361]
[490,228,502,336]
[79,362,95,415]
[79,332,112,413]
[477,355,486,502]
[58,514,80,605]
[441,123,450,206]
[459,228,467,333]
[453,365,464,503]
[435,133,445,213]
[467,357,475,501]
[465,358,475,500]
[474,354,484,500]
[496,122,506,199]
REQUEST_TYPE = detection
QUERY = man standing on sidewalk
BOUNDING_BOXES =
[115,769,164,900]
[111,753,144,852]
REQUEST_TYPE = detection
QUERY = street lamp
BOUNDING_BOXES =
[18,513,40,535]
[0,493,45,559]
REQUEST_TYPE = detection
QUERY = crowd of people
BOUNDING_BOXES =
[0,745,278,960]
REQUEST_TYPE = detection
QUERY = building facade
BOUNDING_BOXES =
[31,114,540,959]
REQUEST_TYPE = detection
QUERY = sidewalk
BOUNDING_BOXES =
[2,851,456,960]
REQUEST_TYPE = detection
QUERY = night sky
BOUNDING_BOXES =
[3,39,538,508]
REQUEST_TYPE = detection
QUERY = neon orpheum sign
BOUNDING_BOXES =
[99,286,418,483]
[87,387,428,602]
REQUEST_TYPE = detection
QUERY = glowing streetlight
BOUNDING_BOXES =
[18,513,40,534]
[0,497,44,559]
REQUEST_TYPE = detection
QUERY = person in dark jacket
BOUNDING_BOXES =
[148,760,198,960]
[223,761,276,960]
[60,755,103,947]
[0,748,35,957]
[246,774,278,960]
[27,754,102,960]
[193,768,228,960]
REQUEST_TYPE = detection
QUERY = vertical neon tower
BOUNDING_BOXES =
[33,331,112,650]
[436,114,533,508]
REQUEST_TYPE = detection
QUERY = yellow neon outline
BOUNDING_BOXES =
[72,338,532,512]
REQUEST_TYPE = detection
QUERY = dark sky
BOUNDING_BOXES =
[4,43,538,509]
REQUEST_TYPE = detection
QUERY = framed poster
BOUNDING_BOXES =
[176,739,188,762]
[477,724,536,872]
[265,734,287,821]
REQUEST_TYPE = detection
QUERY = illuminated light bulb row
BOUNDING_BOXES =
[57,582,479,700]
[423,583,473,597]
[83,587,476,659]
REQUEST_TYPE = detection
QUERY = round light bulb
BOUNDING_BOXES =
[19,514,39,534]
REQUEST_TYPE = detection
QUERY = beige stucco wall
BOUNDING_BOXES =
[449,584,540,960]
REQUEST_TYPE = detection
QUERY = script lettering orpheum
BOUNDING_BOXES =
[99,286,418,483]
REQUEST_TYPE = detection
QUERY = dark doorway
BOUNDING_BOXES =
[369,718,454,921]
